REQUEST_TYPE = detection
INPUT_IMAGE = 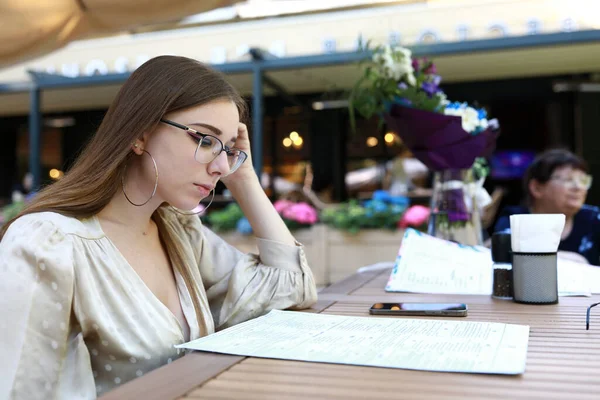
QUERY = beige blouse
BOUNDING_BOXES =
[0,209,317,399]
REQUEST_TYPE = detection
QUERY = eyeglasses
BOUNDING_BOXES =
[550,173,593,190]
[160,119,247,175]
[587,302,600,330]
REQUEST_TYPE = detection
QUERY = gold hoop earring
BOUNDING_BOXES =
[169,189,216,216]
[122,149,159,207]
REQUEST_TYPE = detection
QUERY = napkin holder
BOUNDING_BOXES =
[512,251,558,304]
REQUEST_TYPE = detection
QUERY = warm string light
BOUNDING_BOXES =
[283,131,398,149]
[282,131,304,149]
[366,133,400,148]
[49,169,64,180]
[384,132,400,146]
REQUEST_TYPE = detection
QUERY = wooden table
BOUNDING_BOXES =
[101,269,600,400]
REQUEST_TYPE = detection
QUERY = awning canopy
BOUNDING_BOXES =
[0,0,239,68]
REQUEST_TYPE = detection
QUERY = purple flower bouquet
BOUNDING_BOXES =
[350,44,500,245]
[383,105,498,171]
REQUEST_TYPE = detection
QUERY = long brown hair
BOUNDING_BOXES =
[1,56,248,331]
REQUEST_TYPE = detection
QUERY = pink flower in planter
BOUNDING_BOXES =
[273,199,294,213]
[398,205,430,229]
[282,202,318,224]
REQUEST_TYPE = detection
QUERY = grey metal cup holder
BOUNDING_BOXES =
[512,252,558,305]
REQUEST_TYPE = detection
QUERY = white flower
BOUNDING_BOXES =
[444,106,483,133]
[397,63,411,77]
[443,107,462,117]
[383,53,394,68]
[464,106,478,119]
[393,46,412,59]
[371,45,417,83]
[461,107,480,133]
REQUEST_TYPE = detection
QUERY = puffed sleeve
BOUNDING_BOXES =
[181,215,318,330]
[0,216,92,399]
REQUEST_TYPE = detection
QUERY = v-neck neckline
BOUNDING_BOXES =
[89,215,192,341]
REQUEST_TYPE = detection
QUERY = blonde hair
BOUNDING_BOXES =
[1,56,248,330]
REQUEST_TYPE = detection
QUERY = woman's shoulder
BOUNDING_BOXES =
[577,205,600,218]
[493,205,528,232]
[1,212,80,285]
[3,211,94,241]
[574,205,600,227]
[1,212,81,268]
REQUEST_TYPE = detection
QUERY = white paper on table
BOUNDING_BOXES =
[177,310,530,375]
[586,265,600,293]
[557,258,600,296]
[386,229,494,295]
[386,229,598,297]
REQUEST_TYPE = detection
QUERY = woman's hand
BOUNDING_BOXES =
[221,123,258,187]
[219,124,295,245]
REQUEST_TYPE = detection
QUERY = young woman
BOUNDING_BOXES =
[494,148,598,264]
[0,56,317,399]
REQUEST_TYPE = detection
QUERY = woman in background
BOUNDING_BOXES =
[494,148,599,264]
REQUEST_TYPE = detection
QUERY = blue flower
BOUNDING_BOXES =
[236,217,253,235]
[364,199,388,213]
[373,190,409,207]
[388,196,409,207]
[478,109,488,120]
[372,190,391,202]
[446,101,463,110]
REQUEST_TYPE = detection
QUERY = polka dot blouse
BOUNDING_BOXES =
[1,208,317,398]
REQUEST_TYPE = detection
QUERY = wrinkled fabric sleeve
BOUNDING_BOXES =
[0,217,90,399]
[182,216,317,330]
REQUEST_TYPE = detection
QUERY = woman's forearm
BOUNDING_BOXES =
[226,175,296,246]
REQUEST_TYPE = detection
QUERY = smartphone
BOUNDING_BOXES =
[369,302,468,317]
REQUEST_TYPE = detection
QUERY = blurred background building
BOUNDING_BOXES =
[1,0,600,227]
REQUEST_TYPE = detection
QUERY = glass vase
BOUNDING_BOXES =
[427,168,483,246]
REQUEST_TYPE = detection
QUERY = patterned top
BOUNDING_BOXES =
[494,205,600,265]
[0,208,317,399]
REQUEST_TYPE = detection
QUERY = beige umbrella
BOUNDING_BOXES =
[0,0,240,68]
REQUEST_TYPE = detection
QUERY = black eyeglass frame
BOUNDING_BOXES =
[159,118,248,172]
